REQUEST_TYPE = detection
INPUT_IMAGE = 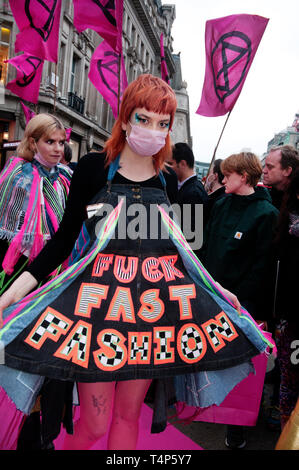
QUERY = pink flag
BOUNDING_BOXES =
[6,53,44,103]
[196,14,269,117]
[73,0,124,53]
[20,102,72,137]
[88,40,128,118]
[9,0,62,63]
[65,127,72,142]
[20,101,36,123]
[160,34,170,84]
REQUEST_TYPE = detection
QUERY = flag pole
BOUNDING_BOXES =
[53,62,57,113]
[204,110,232,186]
[117,53,121,116]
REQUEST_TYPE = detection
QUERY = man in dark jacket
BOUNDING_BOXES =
[262,146,299,431]
[263,144,299,210]
[169,143,208,255]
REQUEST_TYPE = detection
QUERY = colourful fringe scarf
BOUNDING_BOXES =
[0,157,71,276]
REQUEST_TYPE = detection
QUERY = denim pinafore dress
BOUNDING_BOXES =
[1,155,271,391]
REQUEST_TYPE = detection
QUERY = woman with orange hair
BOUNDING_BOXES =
[0,75,273,450]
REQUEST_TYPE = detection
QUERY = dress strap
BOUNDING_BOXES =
[158,170,166,188]
[107,154,167,191]
[107,154,121,191]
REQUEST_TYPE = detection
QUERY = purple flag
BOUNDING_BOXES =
[9,0,62,63]
[197,14,269,117]
[89,40,128,118]
[6,53,44,103]
[20,102,72,138]
[65,127,72,142]
[160,34,170,84]
[73,0,123,53]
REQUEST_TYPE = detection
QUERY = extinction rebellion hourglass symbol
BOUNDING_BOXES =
[16,56,43,87]
[211,31,252,103]
[24,0,57,41]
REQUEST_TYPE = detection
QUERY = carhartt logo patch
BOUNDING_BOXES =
[234,232,243,239]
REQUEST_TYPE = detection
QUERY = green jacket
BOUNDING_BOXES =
[200,186,279,310]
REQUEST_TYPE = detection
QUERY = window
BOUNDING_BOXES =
[68,52,84,114]
[69,53,81,93]
[0,26,11,84]
[58,42,66,93]
[83,63,89,100]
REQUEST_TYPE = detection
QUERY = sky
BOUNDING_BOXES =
[168,0,299,163]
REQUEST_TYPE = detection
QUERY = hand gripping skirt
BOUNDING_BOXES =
[0,184,274,385]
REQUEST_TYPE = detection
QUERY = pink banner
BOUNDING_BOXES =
[20,102,72,138]
[6,53,44,103]
[177,353,268,426]
[196,14,269,117]
[9,0,62,63]
[20,101,36,123]
[65,127,72,142]
[160,33,170,84]
[73,0,124,53]
[88,40,128,118]
[54,404,203,450]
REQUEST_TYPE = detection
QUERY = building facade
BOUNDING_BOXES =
[194,161,210,181]
[266,112,299,152]
[261,112,299,165]
[0,0,191,169]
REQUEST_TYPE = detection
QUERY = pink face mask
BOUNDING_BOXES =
[126,123,167,157]
[34,152,60,169]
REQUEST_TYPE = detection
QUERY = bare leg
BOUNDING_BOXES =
[107,379,152,450]
[63,381,115,450]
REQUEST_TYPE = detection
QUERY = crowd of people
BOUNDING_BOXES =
[169,142,299,449]
[0,74,298,451]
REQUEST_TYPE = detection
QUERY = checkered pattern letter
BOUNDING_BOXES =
[177,323,207,364]
[54,320,91,367]
[93,329,127,371]
[128,332,152,364]
[154,327,175,364]
[25,308,72,350]
[201,312,238,352]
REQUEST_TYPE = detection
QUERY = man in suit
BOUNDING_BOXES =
[168,142,208,255]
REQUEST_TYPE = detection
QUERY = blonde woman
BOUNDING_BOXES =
[0,113,73,450]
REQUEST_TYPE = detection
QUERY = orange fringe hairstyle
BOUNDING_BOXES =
[103,74,177,173]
